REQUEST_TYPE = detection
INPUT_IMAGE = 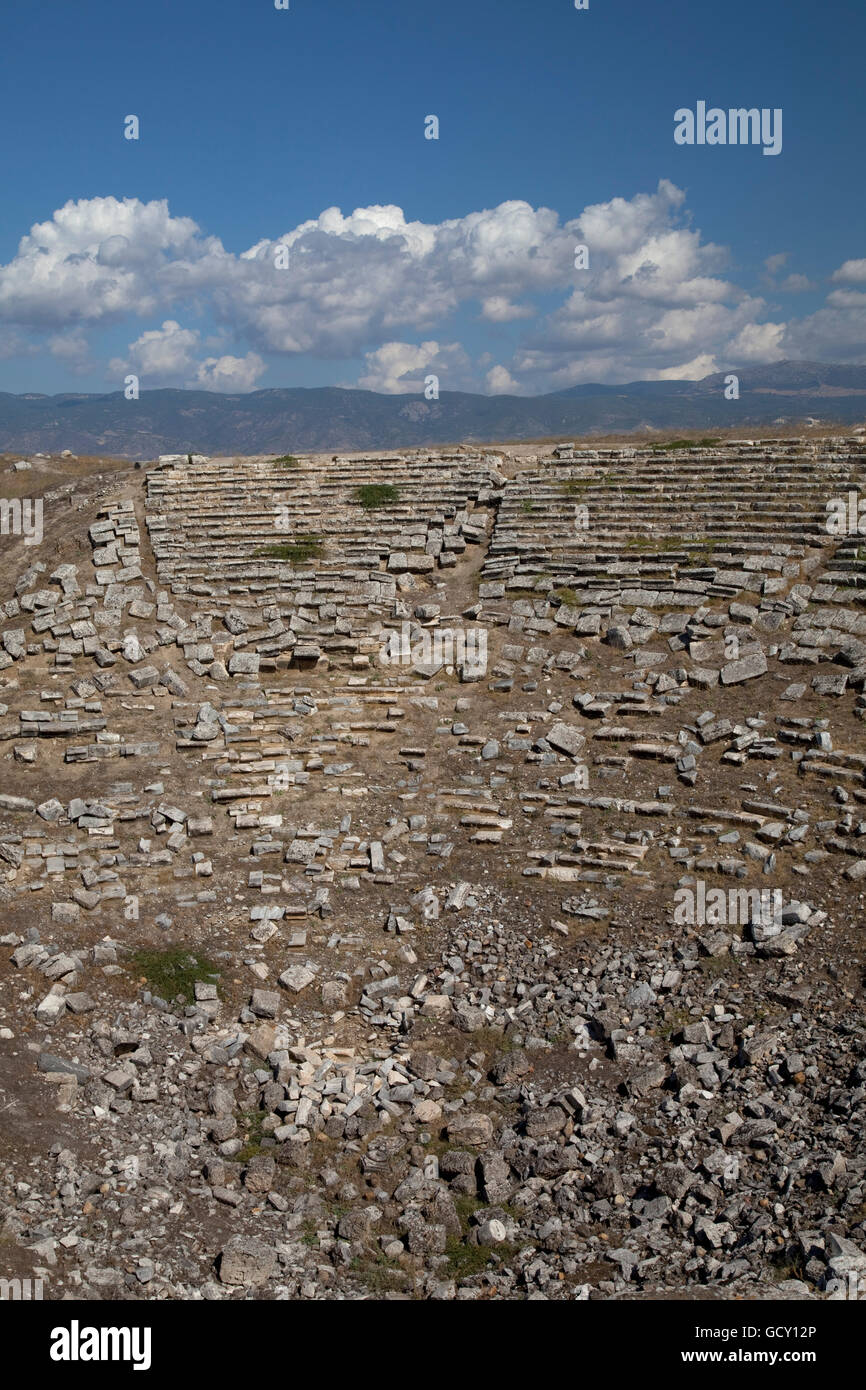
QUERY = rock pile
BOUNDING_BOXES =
[0,438,864,1301]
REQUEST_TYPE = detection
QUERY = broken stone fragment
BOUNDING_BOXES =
[278,962,316,993]
[545,721,585,759]
[218,1236,276,1286]
[720,649,767,684]
[446,1112,494,1147]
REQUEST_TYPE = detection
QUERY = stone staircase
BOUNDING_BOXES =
[481,438,866,616]
[145,453,496,668]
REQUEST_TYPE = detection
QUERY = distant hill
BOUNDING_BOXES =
[1,361,864,458]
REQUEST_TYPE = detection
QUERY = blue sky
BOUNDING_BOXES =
[0,0,863,396]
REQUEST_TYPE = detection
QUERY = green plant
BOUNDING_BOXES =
[651,437,720,452]
[685,539,718,564]
[354,483,400,509]
[699,953,733,979]
[273,454,299,466]
[128,947,220,1003]
[624,534,690,553]
[444,1233,524,1281]
[300,1219,319,1247]
[256,534,323,563]
[656,1007,693,1041]
[234,1108,267,1164]
[348,1253,412,1293]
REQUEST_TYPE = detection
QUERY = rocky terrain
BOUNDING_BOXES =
[0,434,865,1303]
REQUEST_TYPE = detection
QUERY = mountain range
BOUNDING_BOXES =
[2,361,865,458]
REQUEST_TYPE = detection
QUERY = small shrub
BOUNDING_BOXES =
[256,534,323,563]
[651,437,720,452]
[234,1109,267,1164]
[128,947,220,1002]
[354,483,400,509]
[624,535,688,553]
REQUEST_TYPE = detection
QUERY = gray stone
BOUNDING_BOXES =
[219,1236,277,1286]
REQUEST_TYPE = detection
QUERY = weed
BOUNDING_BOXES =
[354,483,400,509]
[651,437,720,452]
[444,1235,524,1281]
[656,1007,693,1041]
[699,953,734,979]
[256,534,323,563]
[234,1109,267,1164]
[128,947,220,1003]
[624,535,690,553]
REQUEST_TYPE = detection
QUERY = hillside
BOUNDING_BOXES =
[2,361,865,458]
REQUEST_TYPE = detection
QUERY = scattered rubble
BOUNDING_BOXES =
[0,437,864,1302]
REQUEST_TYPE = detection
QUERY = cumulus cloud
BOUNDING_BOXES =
[48,331,92,373]
[110,320,264,391]
[485,364,523,394]
[831,259,866,285]
[355,340,471,394]
[1,185,865,389]
[506,182,782,388]
[480,296,535,323]
[778,273,815,293]
[0,197,228,328]
[762,254,815,295]
[192,353,266,392]
[219,200,574,359]
[781,297,866,362]
[110,320,200,381]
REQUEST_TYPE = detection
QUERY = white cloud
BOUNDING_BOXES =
[110,320,200,381]
[773,251,866,363]
[110,320,264,391]
[355,340,470,394]
[480,296,534,323]
[653,353,719,381]
[779,273,815,293]
[832,259,866,285]
[48,331,92,373]
[0,197,227,328]
[486,364,523,393]
[1,187,865,390]
[192,353,266,392]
